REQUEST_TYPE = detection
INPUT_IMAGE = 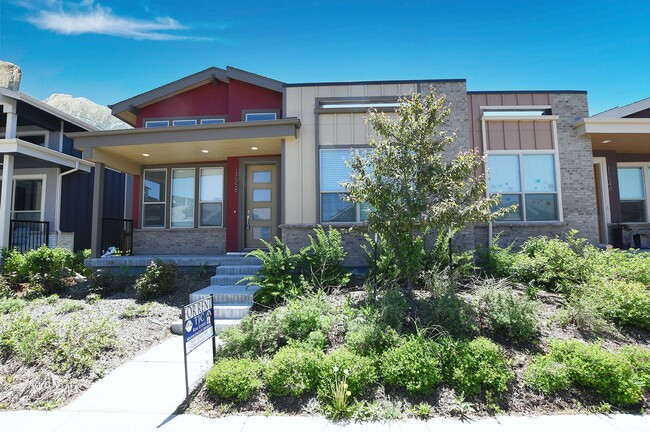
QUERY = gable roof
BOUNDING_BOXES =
[110,66,284,125]
[592,96,650,118]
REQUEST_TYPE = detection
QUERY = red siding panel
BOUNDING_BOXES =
[227,79,283,122]
[226,157,240,252]
[137,83,229,127]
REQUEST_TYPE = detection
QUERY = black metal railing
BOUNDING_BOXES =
[9,220,50,253]
[101,217,133,256]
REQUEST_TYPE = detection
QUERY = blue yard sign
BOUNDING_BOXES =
[181,296,216,397]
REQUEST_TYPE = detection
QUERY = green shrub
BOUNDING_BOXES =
[264,345,323,397]
[205,358,263,402]
[345,312,400,356]
[475,280,538,342]
[588,248,650,285]
[318,347,377,399]
[0,312,116,375]
[297,225,350,290]
[441,337,513,399]
[0,297,26,314]
[57,300,85,314]
[523,355,572,394]
[134,260,176,300]
[216,312,280,359]
[416,273,476,338]
[579,280,650,329]
[242,237,299,307]
[277,293,334,343]
[524,339,644,406]
[119,303,152,319]
[380,336,442,394]
[2,246,81,294]
[425,228,476,276]
[620,346,650,389]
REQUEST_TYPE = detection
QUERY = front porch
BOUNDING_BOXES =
[69,119,300,258]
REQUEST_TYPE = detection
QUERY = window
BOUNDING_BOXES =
[618,167,646,222]
[172,119,197,127]
[199,168,224,227]
[12,179,43,221]
[245,112,277,122]
[320,149,368,223]
[487,153,559,222]
[171,169,195,228]
[142,167,224,228]
[145,120,169,128]
[143,169,166,227]
[200,118,226,125]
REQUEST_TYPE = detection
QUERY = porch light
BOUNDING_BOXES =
[602,139,612,144]
[251,146,258,150]
[202,149,209,153]
[142,153,150,157]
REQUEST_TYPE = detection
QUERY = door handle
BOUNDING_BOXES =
[246,210,251,230]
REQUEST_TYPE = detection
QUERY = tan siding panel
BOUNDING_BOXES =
[350,85,365,97]
[533,93,551,105]
[353,114,367,144]
[487,94,503,105]
[502,94,518,105]
[335,114,353,145]
[519,121,536,149]
[504,121,520,150]
[333,86,350,97]
[535,121,554,149]
[487,121,505,150]
[473,131,484,153]
[517,94,534,105]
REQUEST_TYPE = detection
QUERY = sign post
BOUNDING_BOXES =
[181,295,216,398]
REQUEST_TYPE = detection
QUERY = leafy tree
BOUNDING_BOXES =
[343,89,509,285]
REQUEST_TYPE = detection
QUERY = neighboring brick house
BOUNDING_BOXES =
[69,67,600,262]
[575,97,650,248]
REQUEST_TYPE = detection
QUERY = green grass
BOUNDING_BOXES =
[119,302,153,319]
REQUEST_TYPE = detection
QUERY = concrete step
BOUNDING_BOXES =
[214,256,262,266]
[215,265,261,276]
[210,274,251,286]
[214,318,242,334]
[214,304,252,320]
[189,285,259,304]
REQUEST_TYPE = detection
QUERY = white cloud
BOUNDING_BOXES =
[22,1,200,41]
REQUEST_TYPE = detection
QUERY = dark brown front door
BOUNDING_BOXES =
[244,164,277,249]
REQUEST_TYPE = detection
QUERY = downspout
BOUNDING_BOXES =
[56,162,80,248]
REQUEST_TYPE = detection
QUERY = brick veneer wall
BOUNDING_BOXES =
[133,228,226,255]
[280,224,370,267]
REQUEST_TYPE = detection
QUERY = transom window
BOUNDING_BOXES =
[200,118,226,125]
[245,112,277,122]
[172,119,197,127]
[144,120,169,128]
[618,166,648,223]
[320,149,368,223]
[487,153,560,222]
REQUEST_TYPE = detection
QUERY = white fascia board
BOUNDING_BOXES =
[0,138,94,172]
[573,118,650,135]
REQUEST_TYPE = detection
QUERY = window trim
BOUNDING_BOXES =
[142,168,167,228]
[199,167,224,228]
[11,174,47,222]
[617,162,650,224]
[200,118,226,125]
[319,148,366,224]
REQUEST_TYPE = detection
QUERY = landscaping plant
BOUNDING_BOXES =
[134,259,177,300]
[205,358,263,402]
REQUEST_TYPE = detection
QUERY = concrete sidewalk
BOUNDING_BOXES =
[0,335,648,431]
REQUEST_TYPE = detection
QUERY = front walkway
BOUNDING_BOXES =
[0,335,647,432]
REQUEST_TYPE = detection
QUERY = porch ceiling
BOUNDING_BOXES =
[69,119,299,175]
[0,138,94,171]
[575,117,650,153]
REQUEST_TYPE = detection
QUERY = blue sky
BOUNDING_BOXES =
[1,0,648,115]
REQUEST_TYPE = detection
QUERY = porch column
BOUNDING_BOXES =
[0,154,14,248]
[1,97,18,139]
[91,162,105,258]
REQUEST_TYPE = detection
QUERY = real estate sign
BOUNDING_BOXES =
[182,296,214,354]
